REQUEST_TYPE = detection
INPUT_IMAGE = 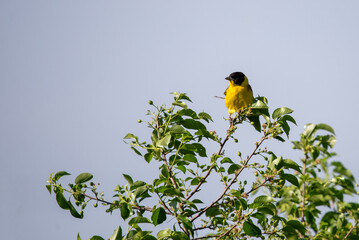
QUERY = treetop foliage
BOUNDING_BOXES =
[47,92,359,240]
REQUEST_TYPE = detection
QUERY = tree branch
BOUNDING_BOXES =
[186,128,231,201]
[189,176,271,218]
[156,115,179,189]
[191,136,267,222]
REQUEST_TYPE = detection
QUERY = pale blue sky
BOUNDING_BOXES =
[1,1,359,239]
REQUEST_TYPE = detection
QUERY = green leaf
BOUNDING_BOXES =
[303,123,316,138]
[303,123,335,138]
[239,198,248,210]
[257,206,275,215]
[256,96,268,104]
[131,146,142,156]
[282,159,301,172]
[176,165,186,173]
[192,199,203,204]
[190,177,200,185]
[316,123,335,135]
[281,226,298,238]
[253,195,274,204]
[170,125,187,134]
[274,135,285,142]
[183,154,197,163]
[247,115,261,132]
[46,184,52,194]
[121,203,130,220]
[182,143,207,157]
[181,119,206,130]
[89,236,105,240]
[280,120,290,137]
[123,174,133,185]
[68,202,83,218]
[243,221,261,237]
[252,212,266,221]
[151,207,167,226]
[54,171,71,181]
[171,232,190,240]
[171,91,180,97]
[249,99,270,118]
[220,157,233,164]
[272,107,293,119]
[132,232,156,240]
[192,143,207,157]
[281,173,299,187]
[157,229,172,240]
[228,164,241,174]
[173,100,188,109]
[269,156,283,171]
[251,99,269,109]
[77,233,82,240]
[177,109,198,119]
[128,216,151,225]
[131,180,147,189]
[286,220,306,235]
[198,112,213,122]
[124,133,138,141]
[157,134,171,148]
[281,115,297,125]
[134,186,148,197]
[109,226,122,240]
[332,161,355,181]
[177,93,192,102]
[205,207,221,217]
[56,192,70,210]
[144,152,153,163]
[161,165,169,178]
[164,188,184,198]
[178,216,193,236]
[75,173,93,184]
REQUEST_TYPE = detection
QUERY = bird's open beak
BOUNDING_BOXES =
[225,76,232,81]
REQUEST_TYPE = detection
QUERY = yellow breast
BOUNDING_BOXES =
[225,82,253,114]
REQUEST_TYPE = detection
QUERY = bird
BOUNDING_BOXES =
[224,72,254,115]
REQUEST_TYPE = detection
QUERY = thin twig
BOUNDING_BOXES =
[343,219,358,239]
[193,234,219,240]
[301,153,309,223]
[246,177,271,195]
[215,220,241,240]
[81,192,156,213]
[193,225,215,231]
[155,192,174,215]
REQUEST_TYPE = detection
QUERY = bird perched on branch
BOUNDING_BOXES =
[224,72,254,115]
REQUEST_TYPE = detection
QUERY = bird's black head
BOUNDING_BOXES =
[225,72,246,86]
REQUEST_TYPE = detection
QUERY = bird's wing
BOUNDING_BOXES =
[224,87,228,96]
[248,84,253,94]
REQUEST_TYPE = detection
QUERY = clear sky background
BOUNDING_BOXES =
[1,1,359,239]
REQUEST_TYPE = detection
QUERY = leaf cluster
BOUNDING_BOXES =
[46,92,359,240]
